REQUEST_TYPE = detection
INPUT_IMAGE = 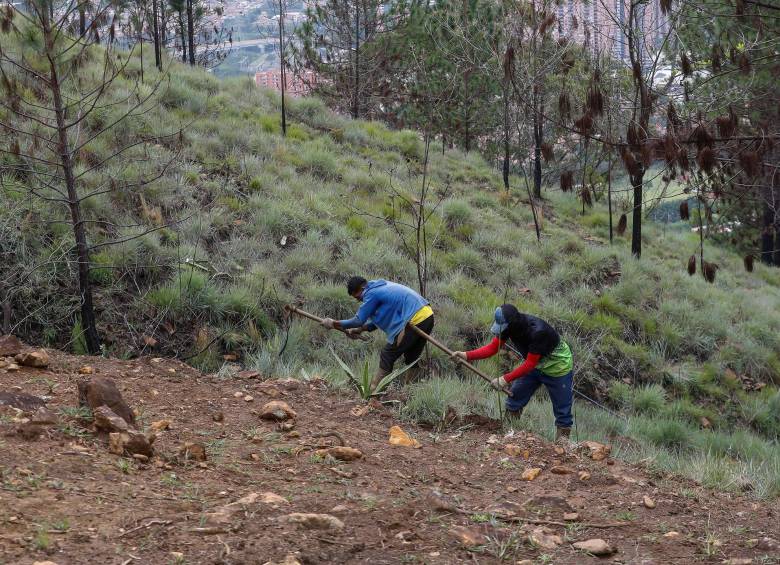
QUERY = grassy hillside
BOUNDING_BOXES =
[2,46,779,497]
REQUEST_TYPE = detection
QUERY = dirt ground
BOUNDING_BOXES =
[1,345,778,565]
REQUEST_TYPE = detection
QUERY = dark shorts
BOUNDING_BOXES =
[379,315,434,372]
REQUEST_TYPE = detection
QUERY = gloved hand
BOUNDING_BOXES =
[451,351,467,362]
[345,327,363,340]
[321,317,335,329]
[490,376,508,390]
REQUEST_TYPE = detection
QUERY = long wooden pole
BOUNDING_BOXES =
[408,325,510,396]
[284,305,370,342]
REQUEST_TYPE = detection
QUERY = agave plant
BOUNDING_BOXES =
[329,348,417,400]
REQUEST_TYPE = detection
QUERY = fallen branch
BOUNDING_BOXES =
[118,519,172,538]
[505,517,631,528]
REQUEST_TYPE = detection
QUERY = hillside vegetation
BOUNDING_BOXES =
[2,46,780,497]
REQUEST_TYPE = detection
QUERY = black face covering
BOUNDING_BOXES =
[498,304,560,358]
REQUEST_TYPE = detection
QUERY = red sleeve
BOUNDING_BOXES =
[503,353,542,383]
[466,337,504,361]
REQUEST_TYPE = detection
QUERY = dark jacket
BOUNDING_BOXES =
[498,304,561,358]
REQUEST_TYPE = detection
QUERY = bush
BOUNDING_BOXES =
[443,199,473,228]
[632,384,667,414]
[635,418,690,450]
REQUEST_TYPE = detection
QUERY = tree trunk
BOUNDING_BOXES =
[502,80,510,190]
[631,169,644,257]
[44,10,101,354]
[607,152,613,243]
[760,196,775,265]
[179,15,188,63]
[353,0,359,119]
[278,0,287,136]
[152,0,162,71]
[186,0,195,65]
[531,84,542,199]
[79,4,86,37]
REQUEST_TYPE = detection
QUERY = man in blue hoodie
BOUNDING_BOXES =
[322,277,434,388]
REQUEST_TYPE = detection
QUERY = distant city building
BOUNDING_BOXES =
[554,0,669,66]
[255,69,316,96]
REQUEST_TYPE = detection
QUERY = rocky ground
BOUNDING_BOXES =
[0,337,778,565]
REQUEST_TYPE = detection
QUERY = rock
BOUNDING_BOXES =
[554,445,566,456]
[663,531,682,539]
[244,395,254,402]
[754,537,778,551]
[579,440,611,461]
[504,444,523,456]
[281,513,344,531]
[395,530,416,543]
[179,442,207,461]
[528,527,563,550]
[0,335,22,356]
[330,504,349,514]
[521,467,541,481]
[109,430,154,457]
[388,425,421,448]
[643,495,656,509]
[30,407,58,425]
[78,377,136,426]
[0,391,46,411]
[202,492,289,529]
[15,422,43,441]
[485,500,525,519]
[315,446,363,462]
[578,471,591,481]
[263,554,301,565]
[449,525,485,547]
[572,538,615,556]
[564,512,579,521]
[212,411,224,423]
[78,366,94,375]
[550,465,575,475]
[700,416,712,428]
[32,561,61,565]
[149,419,172,432]
[523,495,573,514]
[14,350,49,368]
[259,401,296,422]
[722,559,753,565]
[0,358,6,369]
[238,370,261,379]
[6,363,19,371]
[93,406,130,433]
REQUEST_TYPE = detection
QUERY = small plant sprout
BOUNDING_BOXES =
[330,347,417,400]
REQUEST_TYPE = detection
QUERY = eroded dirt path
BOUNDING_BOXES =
[1,347,777,564]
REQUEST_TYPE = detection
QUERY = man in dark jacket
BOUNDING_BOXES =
[322,277,434,388]
[454,304,574,440]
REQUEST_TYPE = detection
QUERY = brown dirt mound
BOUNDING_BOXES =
[0,346,777,564]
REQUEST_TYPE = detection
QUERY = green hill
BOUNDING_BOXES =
[2,46,779,497]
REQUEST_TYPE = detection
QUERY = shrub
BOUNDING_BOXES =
[635,418,690,450]
[632,384,667,414]
[442,199,473,228]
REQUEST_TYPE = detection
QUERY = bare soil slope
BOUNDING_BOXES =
[0,345,777,565]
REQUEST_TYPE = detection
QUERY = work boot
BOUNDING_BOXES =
[369,368,390,393]
[401,365,422,386]
[505,408,523,427]
[555,426,572,442]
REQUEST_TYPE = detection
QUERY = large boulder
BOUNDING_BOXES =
[78,376,136,426]
[15,350,49,369]
[0,391,46,411]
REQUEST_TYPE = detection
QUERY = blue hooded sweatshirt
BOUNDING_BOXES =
[339,280,428,343]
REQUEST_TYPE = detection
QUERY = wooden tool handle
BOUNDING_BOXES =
[284,305,371,342]
[408,325,510,396]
